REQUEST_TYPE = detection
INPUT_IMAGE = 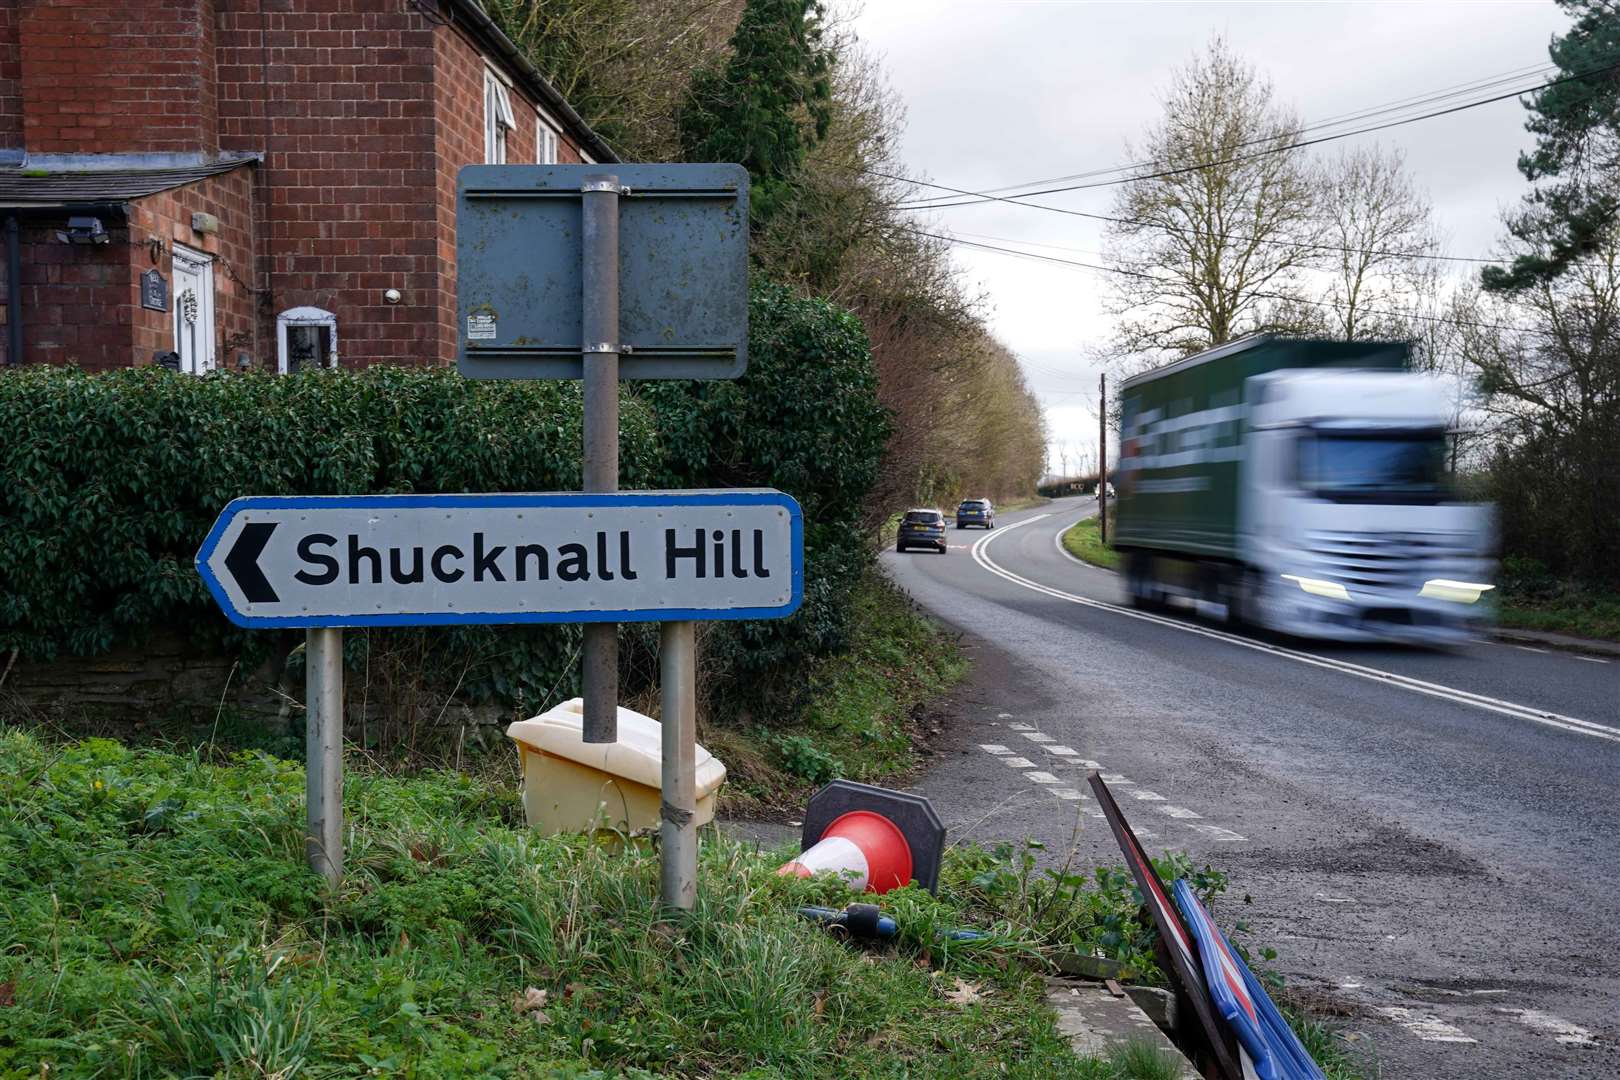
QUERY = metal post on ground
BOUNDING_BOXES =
[659,620,698,911]
[1098,372,1108,544]
[581,173,621,745]
[305,627,344,886]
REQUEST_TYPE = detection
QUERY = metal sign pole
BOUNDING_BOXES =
[580,174,621,745]
[659,620,698,910]
[1098,372,1108,544]
[305,627,343,885]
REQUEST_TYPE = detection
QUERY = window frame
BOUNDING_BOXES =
[483,68,516,164]
[536,117,558,165]
[276,306,339,374]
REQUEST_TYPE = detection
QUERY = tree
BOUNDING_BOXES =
[677,0,835,230]
[1461,224,1620,585]
[485,0,744,161]
[1102,37,1321,366]
[1319,145,1442,340]
[1482,0,1620,292]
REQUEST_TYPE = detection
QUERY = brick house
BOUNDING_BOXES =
[0,0,613,373]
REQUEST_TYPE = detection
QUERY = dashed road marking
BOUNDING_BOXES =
[1575,655,1609,664]
[1498,1007,1597,1046]
[1514,645,1550,654]
[972,519,1620,745]
[1375,1006,1478,1044]
[972,732,1243,839]
[1007,721,1033,730]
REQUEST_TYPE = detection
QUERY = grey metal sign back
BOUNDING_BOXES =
[456,163,749,380]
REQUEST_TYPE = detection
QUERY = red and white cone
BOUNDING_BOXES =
[778,810,914,894]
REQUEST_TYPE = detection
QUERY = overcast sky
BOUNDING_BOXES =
[848,1,1571,474]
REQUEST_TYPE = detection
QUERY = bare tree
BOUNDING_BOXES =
[1459,225,1620,584]
[1319,144,1442,340]
[1102,37,1321,368]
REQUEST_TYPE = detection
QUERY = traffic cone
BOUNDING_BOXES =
[776,780,945,894]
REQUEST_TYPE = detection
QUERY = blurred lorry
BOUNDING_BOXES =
[1113,334,1494,644]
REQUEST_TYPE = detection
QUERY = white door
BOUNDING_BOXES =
[171,246,216,374]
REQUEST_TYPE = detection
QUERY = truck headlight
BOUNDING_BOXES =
[1281,574,1350,601]
[1418,579,1494,604]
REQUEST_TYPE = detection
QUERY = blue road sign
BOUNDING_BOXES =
[196,490,803,629]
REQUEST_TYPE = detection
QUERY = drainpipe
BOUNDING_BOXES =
[5,213,19,366]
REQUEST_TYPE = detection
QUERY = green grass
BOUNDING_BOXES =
[0,730,1372,1079]
[1492,556,1620,642]
[711,572,968,811]
[1060,517,1121,571]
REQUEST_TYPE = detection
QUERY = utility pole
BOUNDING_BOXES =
[1098,372,1108,544]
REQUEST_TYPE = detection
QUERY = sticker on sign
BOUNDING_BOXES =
[196,491,803,628]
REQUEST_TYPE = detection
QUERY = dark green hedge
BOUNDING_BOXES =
[0,280,889,714]
[0,366,660,663]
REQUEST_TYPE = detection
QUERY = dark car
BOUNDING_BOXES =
[956,498,995,529]
[897,508,948,554]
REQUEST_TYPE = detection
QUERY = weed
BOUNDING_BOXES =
[1107,1039,1185,1080]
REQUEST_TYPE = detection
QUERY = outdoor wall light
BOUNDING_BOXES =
[384,288,402,304]
[57,217,108,245]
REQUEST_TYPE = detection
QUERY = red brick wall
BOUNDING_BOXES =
[0,1,20,151]
[216,0,443,368]
[18,0,219,157]
[127,168,257,367]
[0,168,255,370]
[428,23,586,364]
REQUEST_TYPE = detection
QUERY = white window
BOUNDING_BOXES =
[484,69,515,164]
[277,307,338,373]
[536,118,558,165]
[171,245,216,374]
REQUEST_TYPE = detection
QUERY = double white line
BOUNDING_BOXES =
[971,515,1620,746]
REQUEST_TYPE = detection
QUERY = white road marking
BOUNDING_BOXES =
[1022,732,1055,743]
[1497,1007,1597,1046]
[1054,517,1109,571]
[1006,720,1032,730]
[1078,760,1103,769]
[1188,824,1247,841]
[1052,788,1085,800]
[1127,789,1168,801]
[1514,645,1549,654]
[1002,757,1035,768]
[1374,1006,1478,1044]
[980,744,1013,755]
[971,518,1620,746]
[1044,745,1080,756]
[1312,893,1356,903]
[1099,773,1134,784]
[1157,805,1202,819]
[1575,655,1609,664]
[1025,771,1061,784]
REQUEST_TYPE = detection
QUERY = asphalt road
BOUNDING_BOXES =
[882,496,1620,1079]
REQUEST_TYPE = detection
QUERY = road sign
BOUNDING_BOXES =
[456,163,749,380]
[196,490,802,629]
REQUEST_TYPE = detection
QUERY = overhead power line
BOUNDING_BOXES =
[902,58,1560,204]
[903,225,1539,336]
[888,60,1620,211]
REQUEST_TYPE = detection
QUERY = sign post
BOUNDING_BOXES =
[197,489,800,902]
[456,163,750,911]
[580,174,621,745]
[305,626,343,885]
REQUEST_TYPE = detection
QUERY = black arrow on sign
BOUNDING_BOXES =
[225,521,279,604]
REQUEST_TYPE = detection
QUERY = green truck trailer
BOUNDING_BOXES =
[1113,334,1494,643]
